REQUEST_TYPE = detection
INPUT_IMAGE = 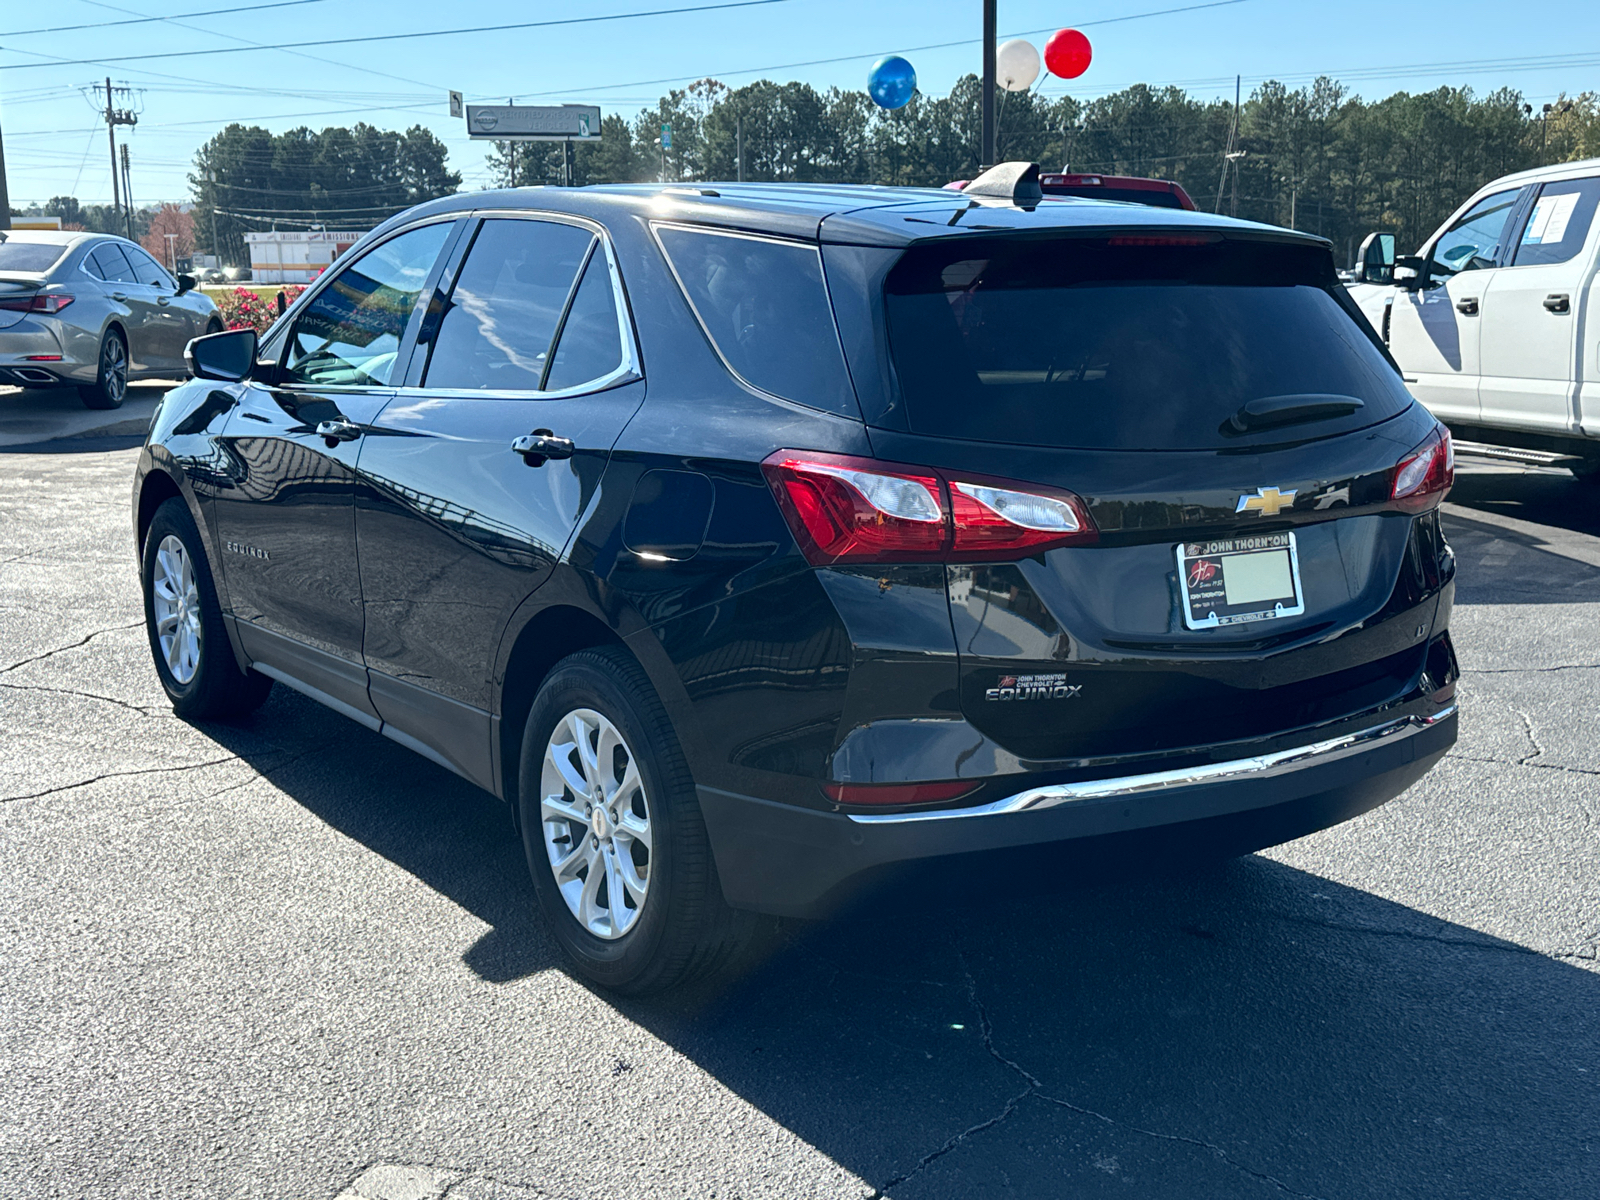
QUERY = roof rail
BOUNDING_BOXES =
[962,161,1043,204]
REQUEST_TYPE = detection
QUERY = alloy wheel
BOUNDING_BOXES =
[103,336,127,406]
[150,534,201,684]
[540,707,653,939]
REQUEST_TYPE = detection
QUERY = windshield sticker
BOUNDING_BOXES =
[1523,191,1579,245]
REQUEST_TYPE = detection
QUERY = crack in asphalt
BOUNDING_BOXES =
[1461,663,1600,674]
[0,620,142,676]
[1514,708,1546,766]
[869,948,1327,1199]
[1448,751,1600,779]
[1,754,243,805]
[0,680,169,718]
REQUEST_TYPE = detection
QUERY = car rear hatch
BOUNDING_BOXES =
[825,228,1454,764]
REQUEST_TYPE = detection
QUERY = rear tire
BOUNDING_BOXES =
[518,647,754,994]
[141,497,273,719]
[1569,456,1600,485]
[78,328,128,410]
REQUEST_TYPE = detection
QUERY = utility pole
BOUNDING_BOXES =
[164,232,178,271]
[120,143,134,240]
[736,114,744,183]
[0,107,11,231]
[102,78,138,229]
[980,0,997,167]
[205,165,221,265]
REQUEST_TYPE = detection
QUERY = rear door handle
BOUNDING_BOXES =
[316,419,362,446]
[157,296,171,307]
[1544,293,1571,313]
[1455,297,1478,315]
[511,429,575,465]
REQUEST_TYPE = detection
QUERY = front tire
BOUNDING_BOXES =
[141,498,273,719]
[518,647,752,994]
[1569,455,1600,485]
[79,328,128,410]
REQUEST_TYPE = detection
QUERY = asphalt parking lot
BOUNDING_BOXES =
[1,413,1596,1199]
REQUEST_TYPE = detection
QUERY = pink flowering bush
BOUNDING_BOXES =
[215,285,308,334]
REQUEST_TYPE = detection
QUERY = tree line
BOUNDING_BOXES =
[497,76,1600,264]
[17,78,1599,269]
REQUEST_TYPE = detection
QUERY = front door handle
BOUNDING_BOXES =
[157,296,171,307]
[1455,297,1478,315]
[111,291,128,302]
[511,429,575,465]
[316,419,362,447]
[1544,293,1571,314]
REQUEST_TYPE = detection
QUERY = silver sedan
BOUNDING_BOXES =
[0,230,222,409]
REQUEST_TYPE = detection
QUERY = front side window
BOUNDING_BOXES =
[422,218,594,391]
[125,246,174,289]
[284,222,450,388]
[656,226,856,414]
[1429,188,1524,277]
[1512,177,1600,267]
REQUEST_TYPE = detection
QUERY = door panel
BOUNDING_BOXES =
[1388,186,1529,425]
[214,384,392,718]
[124,245,190,369]
[356,381,644,711]
[355,215,644,742]
[1478,177,1600,433]
[88,244,161,373]
[211,219,457,716]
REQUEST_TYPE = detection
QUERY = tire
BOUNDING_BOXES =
[518,647,754,994]
[78,328,129,410]
[204,318,223,335]
[1569,456,1600,485]
[141,497,273,719]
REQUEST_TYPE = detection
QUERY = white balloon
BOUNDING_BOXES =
[996,39,1040,92]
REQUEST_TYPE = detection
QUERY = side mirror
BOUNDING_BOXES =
[1393,254,1428,291]
[1355,232,1395,284]
[175,273,197,296]
[185,327,257,382]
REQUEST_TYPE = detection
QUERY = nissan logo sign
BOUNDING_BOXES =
[473,112,499,131]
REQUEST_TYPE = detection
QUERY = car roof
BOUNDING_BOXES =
[377,181,1330,251]
[1466,155,1600,191]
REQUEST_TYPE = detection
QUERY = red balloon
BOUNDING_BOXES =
[1045,29,1092,79]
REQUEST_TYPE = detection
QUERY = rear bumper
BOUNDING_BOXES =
[701,703,1456,917]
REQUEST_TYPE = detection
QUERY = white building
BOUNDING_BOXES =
[245,229,367,284]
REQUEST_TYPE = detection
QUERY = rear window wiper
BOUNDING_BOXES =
[1227,393,1364,434]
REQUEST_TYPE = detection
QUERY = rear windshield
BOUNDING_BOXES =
[0,242,68,273]
[883,236,1411,450]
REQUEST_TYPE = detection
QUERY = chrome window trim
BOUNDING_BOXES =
[647,219,847,411]
[401,208,642,400]
[847,704,1459,826]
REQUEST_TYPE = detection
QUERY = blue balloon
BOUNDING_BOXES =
[868,55,917,110]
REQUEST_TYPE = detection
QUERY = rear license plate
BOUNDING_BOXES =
[1177,532,1305,630]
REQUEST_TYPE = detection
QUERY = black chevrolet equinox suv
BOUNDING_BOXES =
[133,164,1460,992]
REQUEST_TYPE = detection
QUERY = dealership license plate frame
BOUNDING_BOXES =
[1176,532,1306,630]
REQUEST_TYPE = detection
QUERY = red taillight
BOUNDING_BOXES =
[761,451,1097,565]
[1391,426,1454,512]
[1106,235,1214,246]
[22,355,64,361]
[823,780,980,806]
[0,293,74,314]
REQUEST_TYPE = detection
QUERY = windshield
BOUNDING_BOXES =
[0,241,69,273]
[883,236,1411,450]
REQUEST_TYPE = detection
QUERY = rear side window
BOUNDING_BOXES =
[90,244,139,284]
[543,249,624,392]
[423,218,594,391]
[656,226,857,415]
[1513,178,1600,267]
[883,236,1414,451]
[0,242,68,272]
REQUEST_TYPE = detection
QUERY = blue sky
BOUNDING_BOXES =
[4,0,1599,207]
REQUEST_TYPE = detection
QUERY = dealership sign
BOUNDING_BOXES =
[465,104,602,141]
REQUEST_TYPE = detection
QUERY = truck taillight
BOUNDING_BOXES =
[1391,426,1454,512]
[761,450,1097,566]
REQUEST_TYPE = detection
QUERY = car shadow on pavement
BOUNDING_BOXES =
[1447,464,1600,539]
[1441,511,1600,606]
[206,687,1598,1198]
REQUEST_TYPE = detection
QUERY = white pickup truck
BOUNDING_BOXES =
[1347,157,1600,481]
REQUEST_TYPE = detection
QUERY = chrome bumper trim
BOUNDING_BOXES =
[847,704,1458,826]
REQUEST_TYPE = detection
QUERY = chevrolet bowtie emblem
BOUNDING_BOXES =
[1236,487,1297,516]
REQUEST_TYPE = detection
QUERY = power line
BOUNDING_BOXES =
[0,0,332,37]
[0,0,800,71]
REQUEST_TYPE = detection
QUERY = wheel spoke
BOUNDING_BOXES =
[602,846,631,933]
[616,810,651,854]
[606,756,642,812]
[540,791,587,827]
[155,612,179,635]
[615,847,649,907]
[549,838,589,884]
[577,848,606,930]
[546,741,593,804]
